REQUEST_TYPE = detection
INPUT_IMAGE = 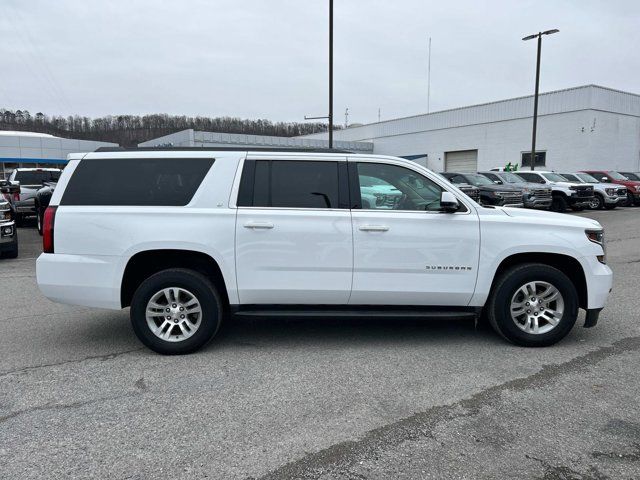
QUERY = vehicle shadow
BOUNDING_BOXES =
[211,314,502,351]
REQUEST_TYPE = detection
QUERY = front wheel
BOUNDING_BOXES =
[623,192,634,207]
[551,195,568,213]
[588,194,603,210]
[130,268,224,354]
[487,263,578,347]
[36,208,43,235]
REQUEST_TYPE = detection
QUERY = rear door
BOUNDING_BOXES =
[349,158,480,306]
[235,156,353,305]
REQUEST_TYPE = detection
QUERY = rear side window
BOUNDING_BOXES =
[238,160,346,209]
[61,158,214,206]
[14,170,61,185]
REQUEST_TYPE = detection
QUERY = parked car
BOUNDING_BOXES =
[34,181,57,235]
[478,171,552,209]
[36,148,612,354]
[5,168,62,224]
[440,172,524,207]
[581,171,640,207]
[620,172,640,181]
[557,172,626,210]
[515,171,594,213]
[0,196,18,258]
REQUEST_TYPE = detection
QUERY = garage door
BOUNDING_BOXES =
[444,150,478,172]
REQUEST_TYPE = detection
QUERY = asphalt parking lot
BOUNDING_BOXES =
[1,209,640,480]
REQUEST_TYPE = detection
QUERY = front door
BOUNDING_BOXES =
[235,157,353,305]
[349,159,480,306]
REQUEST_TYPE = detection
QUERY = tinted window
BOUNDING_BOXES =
[357,163,445,212]
[559,173,579,182]
[239,160,340,209]
[14,170,61,185]
[61,158,214,206]
[481,173,500,182]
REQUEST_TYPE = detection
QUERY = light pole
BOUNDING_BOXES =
[304,0,334,148]
[522,29,559,170]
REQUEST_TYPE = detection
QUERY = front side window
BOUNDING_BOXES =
[238,160,341,209]
[480,172,500,183]
[357,163,446,212]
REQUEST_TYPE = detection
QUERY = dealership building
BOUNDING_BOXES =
[0,131,116,178]
[299,85,640,172]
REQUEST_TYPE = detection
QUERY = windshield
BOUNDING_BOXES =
[499,172,525,184]
[576,173,598,183]
[14,170,61,185]
[464,174,493,186]
[559,173,580,182]
[609,171,628,180]
[541,172,569,182]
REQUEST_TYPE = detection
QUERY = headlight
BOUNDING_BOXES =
[605,188,615,195]
[586,229,606,264]
[635,185,640,192]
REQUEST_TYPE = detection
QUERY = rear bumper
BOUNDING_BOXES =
[0,221,17,249]
[14,199,36,214]
[36,253,122,309]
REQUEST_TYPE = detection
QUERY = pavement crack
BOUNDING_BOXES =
[0,392,142,424]
[0,347,144,378]
[253,336,640,480]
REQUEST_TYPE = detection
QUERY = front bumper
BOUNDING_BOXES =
[602,195,621,205]
[581,255,613,310]
[524,197,552,209]
[568,195,593,208]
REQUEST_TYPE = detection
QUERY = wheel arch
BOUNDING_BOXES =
[489,252,587,309]
[120,249,230,309]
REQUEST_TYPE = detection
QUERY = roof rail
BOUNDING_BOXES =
[94,146,354,154]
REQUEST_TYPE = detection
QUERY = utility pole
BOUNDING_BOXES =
[378,108,381,123]
[329,0,333,147]
[344,107,349,128]
[522,29,559,170]
[427,37,431,113]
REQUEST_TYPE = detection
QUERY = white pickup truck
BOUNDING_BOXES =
[36,148,612,354]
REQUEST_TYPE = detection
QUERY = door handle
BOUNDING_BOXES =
[359,225,389,232]
[244,221,274,229]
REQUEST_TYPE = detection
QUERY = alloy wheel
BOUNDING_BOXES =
[510,281,564,334]
[145,287,202,342]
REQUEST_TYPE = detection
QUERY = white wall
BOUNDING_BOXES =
[334,109,639,173]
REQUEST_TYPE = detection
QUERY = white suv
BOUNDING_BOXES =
[36,149,612,354]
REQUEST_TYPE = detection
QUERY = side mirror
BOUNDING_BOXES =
[440,191,459,213]
[493,180,503,184]
[601,177,608,183]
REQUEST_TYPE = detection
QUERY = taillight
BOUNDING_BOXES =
[43,206,57,253]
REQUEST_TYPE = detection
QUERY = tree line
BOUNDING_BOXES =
[0,108,331,146]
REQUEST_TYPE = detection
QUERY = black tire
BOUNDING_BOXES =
[14,213,24,227]
[130,268,224,354]
[487,263,578,347]
[624,192,634,207]
[588,194,604,210]
[551,195,568,213]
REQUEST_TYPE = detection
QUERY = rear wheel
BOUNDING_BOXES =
[130,268,223,354]
[488,263,578,347]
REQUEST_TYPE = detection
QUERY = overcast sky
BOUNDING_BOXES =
[1,0,638,125]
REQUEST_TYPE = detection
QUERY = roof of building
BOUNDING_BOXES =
[300,85,640,142]
[0,130,57,138]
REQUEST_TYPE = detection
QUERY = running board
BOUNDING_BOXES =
[232,306,479,319]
